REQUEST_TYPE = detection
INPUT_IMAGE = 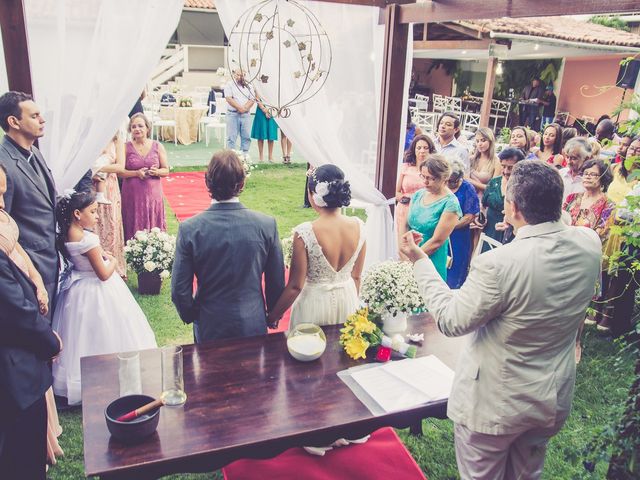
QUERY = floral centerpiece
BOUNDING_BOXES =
[281,229,295,268]
[124,228,176,294]
[360,260,426,334]
[179,97,193,108]
[340,307,417,361]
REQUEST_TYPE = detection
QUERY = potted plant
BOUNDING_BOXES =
[124,228,176,295]
[360,260,426,335]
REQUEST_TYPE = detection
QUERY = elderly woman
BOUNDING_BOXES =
[407,154,461,281]
[396,134,435,256]
[564,158,615,360]
[482,147,525,246]
[446,161,479,288]
[560,137,592,203]
[563,158,615,242]
[536,123,565,168]
[121,113,170,241]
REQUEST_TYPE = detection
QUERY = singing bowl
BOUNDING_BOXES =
[104,394,160,443]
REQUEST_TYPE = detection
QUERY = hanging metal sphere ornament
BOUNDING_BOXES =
[226,0,332,118]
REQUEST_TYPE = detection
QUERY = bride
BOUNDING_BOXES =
[267,164,366,331]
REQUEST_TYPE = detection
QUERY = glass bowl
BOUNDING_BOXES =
[287,323,327,362]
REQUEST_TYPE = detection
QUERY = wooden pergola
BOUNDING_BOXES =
[2,0,639,206]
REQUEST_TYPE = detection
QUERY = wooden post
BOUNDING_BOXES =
[0,0,33,95]
[479,56,497,128]
[375,4,408,207]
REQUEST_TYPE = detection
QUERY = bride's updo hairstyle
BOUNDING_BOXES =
[307,164,351,209]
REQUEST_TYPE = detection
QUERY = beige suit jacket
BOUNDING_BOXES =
[413,221,601,435]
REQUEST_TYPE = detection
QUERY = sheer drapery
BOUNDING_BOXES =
[216,0,407,267]
[23,0,183,191]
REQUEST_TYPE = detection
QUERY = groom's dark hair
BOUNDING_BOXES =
[206,150,246,200]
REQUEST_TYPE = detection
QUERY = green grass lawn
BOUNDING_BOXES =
[48,163,635,479]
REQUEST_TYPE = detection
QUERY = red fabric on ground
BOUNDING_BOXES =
[164,171,290,333]
[222,428,427,480]
[162,172,210,222]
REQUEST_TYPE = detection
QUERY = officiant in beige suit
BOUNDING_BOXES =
[400,160,601,480]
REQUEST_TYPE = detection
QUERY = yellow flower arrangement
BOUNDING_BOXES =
[339,307,383,360]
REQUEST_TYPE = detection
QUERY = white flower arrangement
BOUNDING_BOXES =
[234,150,256,178]
[124,227,176,277]
[281,230,295,268]
[360,260,426,316]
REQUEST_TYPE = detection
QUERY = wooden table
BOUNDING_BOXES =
[82,315,466,479]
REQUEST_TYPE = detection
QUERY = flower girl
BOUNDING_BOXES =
[52,190,156,405]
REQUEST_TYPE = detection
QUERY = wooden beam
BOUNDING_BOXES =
[0,0,33,95]
[422,23,428,41]
[375,4,408,206]
[413,39,492,50]
[399,0,640,24]
[437,22,484,40]
[479,56,497,128]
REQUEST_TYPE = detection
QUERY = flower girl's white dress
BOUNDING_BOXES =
[52,231,156,405]
[288,219,366,332]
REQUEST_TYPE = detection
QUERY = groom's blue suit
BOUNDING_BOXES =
[171,201,285,342]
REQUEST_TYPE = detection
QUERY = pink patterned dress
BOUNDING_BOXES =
[96,141,126,276]
[396,163,424,238]
[121,141,166,241]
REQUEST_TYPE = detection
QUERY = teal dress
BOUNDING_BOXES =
[251,107,278,141]
[408,189,462,280]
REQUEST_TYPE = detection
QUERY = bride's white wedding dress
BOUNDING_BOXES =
[288,219,366,332]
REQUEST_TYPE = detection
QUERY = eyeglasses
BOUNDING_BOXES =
[582,172,601,178]
[419,173,437,182]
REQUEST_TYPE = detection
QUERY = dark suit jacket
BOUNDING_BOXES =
[0,137,58,288]
[171,202,285,342]
[0,251,59,427]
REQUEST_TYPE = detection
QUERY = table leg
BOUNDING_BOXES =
[409,419,423,436]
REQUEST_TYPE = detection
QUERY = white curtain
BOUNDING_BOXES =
[216,0,408,267]
[23,0,183,191]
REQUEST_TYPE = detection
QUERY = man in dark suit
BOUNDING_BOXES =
[0,165,62,479]
[172,150,285,342]
[0,91,58,320]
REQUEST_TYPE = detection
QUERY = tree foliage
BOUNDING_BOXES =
[589,16,631,32]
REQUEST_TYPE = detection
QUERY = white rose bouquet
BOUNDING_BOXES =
[360,260,426,317]
[124,228,176,278]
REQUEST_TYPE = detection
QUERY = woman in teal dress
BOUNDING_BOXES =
[251,91,278,162]
[407,154,462,280]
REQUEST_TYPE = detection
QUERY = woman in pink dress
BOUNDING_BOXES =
[396,134,435,259]
[95,133,126,276]
[0,207,63,470]
[121,113,169,241]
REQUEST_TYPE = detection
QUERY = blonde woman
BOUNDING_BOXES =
[468,127,501,200]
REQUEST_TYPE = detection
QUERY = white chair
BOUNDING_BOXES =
[473,232,503,258]
[151,105,177,145]
[462,112,480,132]
[443,96,462,113]
[489,99,511,131]
[409,94,429,112]
[204,112,226,147]
[415,111,439,136]
[432,94,445,113]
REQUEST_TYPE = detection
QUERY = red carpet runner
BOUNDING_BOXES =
[222,428,427,480]
[162,172,290,333]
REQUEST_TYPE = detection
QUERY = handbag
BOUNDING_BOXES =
[446,240,454,269]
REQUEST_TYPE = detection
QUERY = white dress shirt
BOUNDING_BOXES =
[559,167,585,202]
[434,136,470,172]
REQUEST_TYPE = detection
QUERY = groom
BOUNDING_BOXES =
[171,150,285,342]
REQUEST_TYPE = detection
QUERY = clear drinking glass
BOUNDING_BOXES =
[161,345,187,406]
[118,351,142,397]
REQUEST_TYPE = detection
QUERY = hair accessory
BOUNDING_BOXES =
[62,188,76,199]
